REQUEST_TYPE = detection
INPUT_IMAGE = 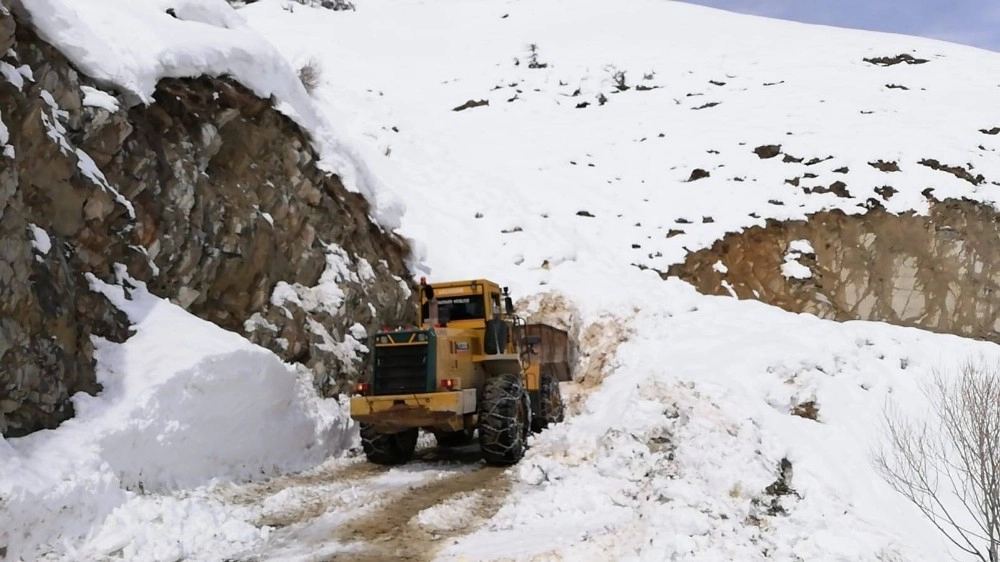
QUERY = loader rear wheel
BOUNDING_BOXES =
[478,373,530,465]
[360,424,418,465]
[531,371,565,432]
[433,428,475,447]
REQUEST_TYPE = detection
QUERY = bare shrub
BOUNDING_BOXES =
[606,65,629,92]
[292,0,355,10]
[297,58,322,94]
[319,0,355,10]
[874,360,1000,562]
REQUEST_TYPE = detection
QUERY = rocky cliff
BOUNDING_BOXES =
[0,2,414,437]
[670,199,1000,343]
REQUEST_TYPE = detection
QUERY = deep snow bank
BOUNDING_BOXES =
[0,270,351,560]
[444,280,1000,561]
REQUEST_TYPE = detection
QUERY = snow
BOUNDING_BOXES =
[5,0,1000,559]
[788,239,815,255]
[271,244,354,316]
[241,0,1000,302]
[441,289,1000,561]
[28,223,52,256]
[237,0,1000,559]
[0,110,9,157]
[80,84,120,112]
[0,59,32,90]
[782,239,815,279]
[780,259,812,279]
[77,495,266,561]
[412,493,481,533]
[0,268,351,560]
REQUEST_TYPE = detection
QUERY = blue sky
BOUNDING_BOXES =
[681,0,1000,51]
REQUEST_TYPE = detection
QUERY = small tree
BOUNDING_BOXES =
[874,360,1000,562]
[527,43,548,69]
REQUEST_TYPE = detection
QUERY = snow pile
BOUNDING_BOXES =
[78,496,266,562]
[18,0,403,228]
[0,269,351,560]
[445,284,1000,560]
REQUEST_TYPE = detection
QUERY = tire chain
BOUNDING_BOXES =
[533,371,565,432]
[478,373,529,465]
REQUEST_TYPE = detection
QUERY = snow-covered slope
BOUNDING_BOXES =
[4,0,1000,559]
[238,0,1000,559]
[243,0,1000,296]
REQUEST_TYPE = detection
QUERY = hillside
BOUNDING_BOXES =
[3,0,1000,560]
[242,0,1000,559]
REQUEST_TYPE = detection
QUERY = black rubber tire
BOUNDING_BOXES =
[360,424,418,465]
[478,373,530,465]
[531,371,565,433]
[433,428,476,447]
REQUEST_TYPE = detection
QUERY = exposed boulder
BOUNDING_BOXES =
[670,200,1000,343]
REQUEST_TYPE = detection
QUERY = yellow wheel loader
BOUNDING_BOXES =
[349,278,570,466]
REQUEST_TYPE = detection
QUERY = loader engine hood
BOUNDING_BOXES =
[371,329,436,395]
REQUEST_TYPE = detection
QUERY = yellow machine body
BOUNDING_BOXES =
[349,278,568,434]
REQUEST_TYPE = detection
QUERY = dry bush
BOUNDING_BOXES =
[874,359,1000,562]
[297,58,322,94]
[292,0,355,10]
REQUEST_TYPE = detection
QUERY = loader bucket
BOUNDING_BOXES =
[522,323,572,381]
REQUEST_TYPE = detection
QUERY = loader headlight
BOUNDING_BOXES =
[416,333,427,342]
[376,335,389,345]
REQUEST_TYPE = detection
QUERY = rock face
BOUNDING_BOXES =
[0,5,414,437]
[670,200,1000,342]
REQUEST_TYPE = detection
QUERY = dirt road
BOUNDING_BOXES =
[218,442,512,562]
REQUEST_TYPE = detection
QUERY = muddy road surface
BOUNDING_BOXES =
[218,442,512,562]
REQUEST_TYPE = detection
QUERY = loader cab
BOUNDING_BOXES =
[419,278,503,329]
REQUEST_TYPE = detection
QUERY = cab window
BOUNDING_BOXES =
[437,296,485,321]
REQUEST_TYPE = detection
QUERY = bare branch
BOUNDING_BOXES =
[874,358,1000,562]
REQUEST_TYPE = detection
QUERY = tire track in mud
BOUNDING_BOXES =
[328,463,510,562]
[217,446,512,562]
[217,457,384,528]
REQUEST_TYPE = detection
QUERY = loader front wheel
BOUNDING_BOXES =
[360,424,418,465]
[478,373,530,465]
[531,371,565,432]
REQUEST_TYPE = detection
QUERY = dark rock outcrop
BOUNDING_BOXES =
[0,4,414,436]
[670,200,1000,343]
